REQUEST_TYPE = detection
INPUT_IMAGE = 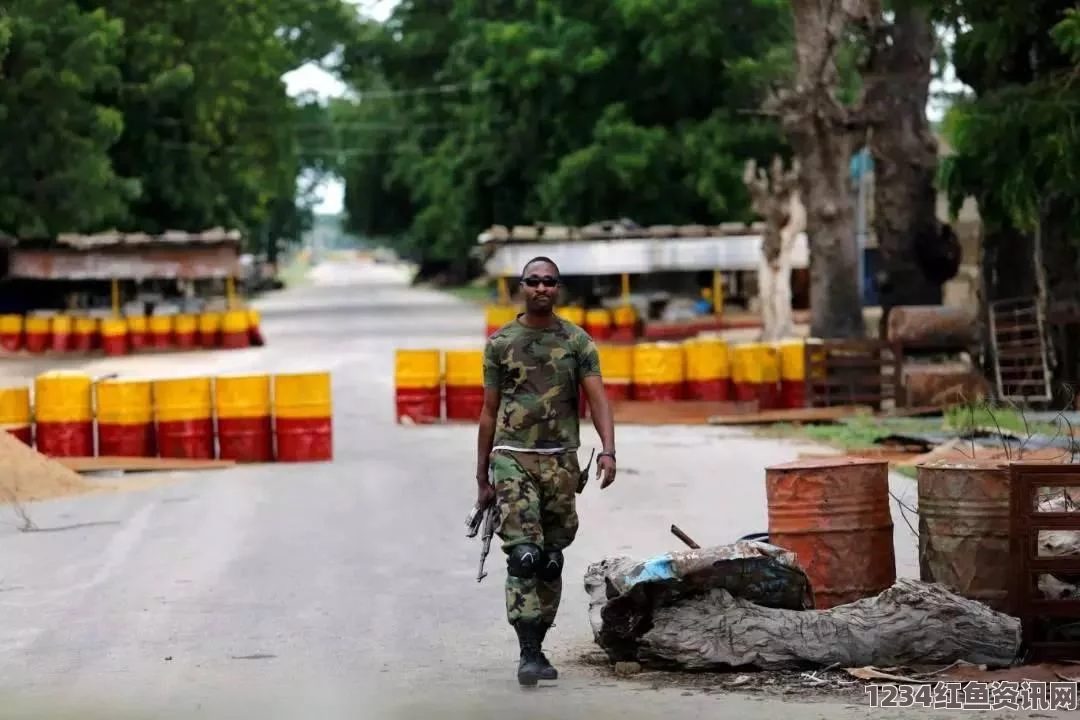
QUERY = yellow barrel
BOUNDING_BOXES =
[731,343,764,404]
[777,339,807,409]
[152,377,213,423]
[198,312,222,334]
[51,314,74,352]
[74,316,98,335]
[215,374,271,419]
[148,314,173,348]
[598,344,633,401]
[631,342,685,400]
[484,304,517,334]
[72,316,98,352]
[247,309,261,327]
[100,317,129,356]
[127,314,148,334]
[444,350,484,387]
[95,379,155,456]
[0,385,32,445]
[612,305,637,327]
[152,377,214,459]
[273,372,333,461]
[24,315,50,353]
[759,344,780,384]
[215,374,273,462]
[598,344,633,382]
[684,334,730,401]
[558,306,586,326]
[34,371,94,456]
[394,349,442,390]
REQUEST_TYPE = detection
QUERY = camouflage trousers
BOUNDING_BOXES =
[492,449,580,626]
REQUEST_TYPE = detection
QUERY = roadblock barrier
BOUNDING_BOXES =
[153,376,215,459]
[444,350,485,421]
[610,305,637,342]
[101,317,128,356]
[0,385,31,446]
[174,314,198,349]
[51,315,73,353]
[35,371,94,457]
[273,372,333,462]
[598,344,633,402]
[199,312,221,348]
[777,339,806,409]
[758,344,780,410]
[584,308,612,341]
[24,315,50,354]
[558,306,586,327]
[221,310,250,349]
[394,349,442,424]
[631,342,685,400]
[0,315,22,352]
[215,374,273,462]
[73,316,98,353]
[684,334,730,401]
[127,314,149,350]
[96,379,155,457]
[149,315,173,349]
[731,344,761,404]
[484,305,517,336]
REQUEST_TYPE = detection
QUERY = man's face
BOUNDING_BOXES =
[520,263,559,314]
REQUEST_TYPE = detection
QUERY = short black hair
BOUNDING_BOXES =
[521,256,560,278]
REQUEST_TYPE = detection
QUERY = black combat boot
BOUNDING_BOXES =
[513,620,546,686]
[535,622,558,680]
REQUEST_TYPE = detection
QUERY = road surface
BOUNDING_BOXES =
[0,261,1055,719]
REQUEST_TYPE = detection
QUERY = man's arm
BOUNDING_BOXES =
[477,340,501,486]
[578,336,614,454]
[582,376,615,453]
[476,387,499,485]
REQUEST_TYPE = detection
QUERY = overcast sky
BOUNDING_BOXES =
[283,4,964,217]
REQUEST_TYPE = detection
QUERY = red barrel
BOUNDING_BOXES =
[394,350,442,424]
[630,343,685,400]
[684,336,730,401]
[0,315,23,352]
[96,379,155,457]
[153,377,215,459]
[215,375,274,462]
[0,385,32,446]
[127,315,149,350]
[173,314,197,349]
[50,315,73,353]
[100,318,129,356]
[731,345,760,404]
[199,312,221,348]
[273,372,333,462]
[585,309,612,342]
[149,315,173,349]
[777,340,807,409]
[758,345,780,411]
[221,310,250,349]
[24,316,50,354]
[72,317,97,353]
[765,457,896,609]
[34,372,94,457]
[444,350,484,422]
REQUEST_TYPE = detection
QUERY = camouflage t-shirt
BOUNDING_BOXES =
[482,314,602,451]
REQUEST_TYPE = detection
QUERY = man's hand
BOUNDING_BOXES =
[477,480,496,509]
[597,453,616,489]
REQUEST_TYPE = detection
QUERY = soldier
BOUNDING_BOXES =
[475,256,617,687]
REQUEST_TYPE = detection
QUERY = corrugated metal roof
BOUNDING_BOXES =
[477,221,766,245]
[49,227,243,250]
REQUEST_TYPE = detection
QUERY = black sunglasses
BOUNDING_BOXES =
[522,275,559,288]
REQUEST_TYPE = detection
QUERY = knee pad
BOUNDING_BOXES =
[537,548,564,581]
[507,543,542,578]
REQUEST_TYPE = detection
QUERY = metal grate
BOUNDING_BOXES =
[989,297,1053,403]
[1008,462,1080,662]
[803,339,904,411]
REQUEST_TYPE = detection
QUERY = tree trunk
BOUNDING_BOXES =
[777,1,867,339]
[865,6,952,335]
[637,579,1020,671]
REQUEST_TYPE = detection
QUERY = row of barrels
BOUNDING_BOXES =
[393,336,808,423]
[0,370,332,462]
[0,309,264,356]
[484,305,639,342]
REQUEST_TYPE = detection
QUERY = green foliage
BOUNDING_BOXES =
[938,1,1080,234]
[0,0,362,247]
[335,0,795,264]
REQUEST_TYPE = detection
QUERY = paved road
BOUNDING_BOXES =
[0,262,1055,719]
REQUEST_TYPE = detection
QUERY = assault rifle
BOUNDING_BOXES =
[466,468,498,583]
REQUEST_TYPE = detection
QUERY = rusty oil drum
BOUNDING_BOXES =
[765,456,896,609]
[916,460,1011,613]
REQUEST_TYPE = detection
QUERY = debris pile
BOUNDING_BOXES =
[585,542,1022,672]
[0,429,94,505]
